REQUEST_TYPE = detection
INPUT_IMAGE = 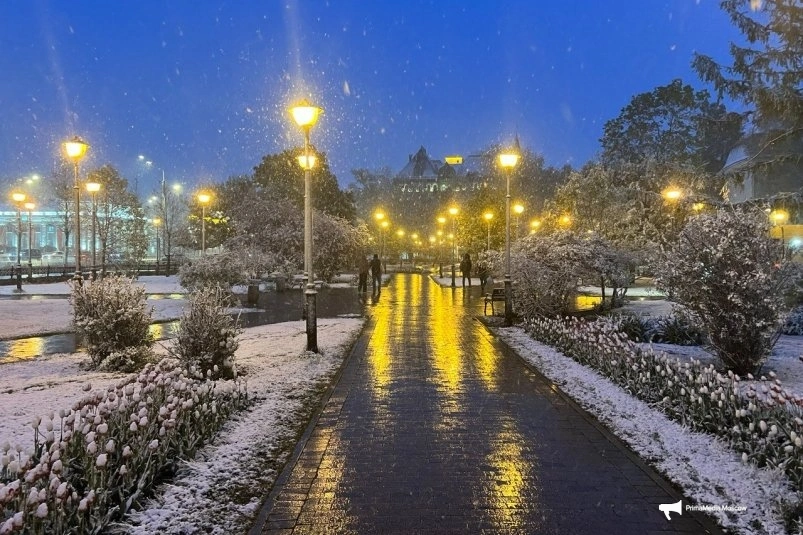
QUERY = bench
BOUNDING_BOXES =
[484,287,506,315]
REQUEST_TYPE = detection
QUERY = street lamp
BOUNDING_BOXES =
[448,206,459,288]
[530,219,541,234]
[484,211,494,251]
[24,202,35,281]
[498,150,520,326]
[153,217,162,272]
[290,98,323,353]
[10,192,25,291]
[513,203,524,240]
[86,181,101,279]
[396,229,405,267]
[63,136,89,282]
[197,192,212,255]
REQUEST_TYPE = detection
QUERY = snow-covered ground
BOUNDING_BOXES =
[2,275,803,533]
[0,276,365,533]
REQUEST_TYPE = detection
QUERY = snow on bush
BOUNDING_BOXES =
[784,306,803,336]
[509,231,632,317]
[169,285,242,380]
[656,206,796,375]
[612,308,706,345]
[69,276,154,372]
[523,315,803,498]
[0,359,250,534]
[178,253,247,290]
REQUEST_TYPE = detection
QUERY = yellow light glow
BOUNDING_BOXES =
[770,210,789,224]
[662,187,682,201]
[153,217,162,226]
[396,229,405,237]
[559,215,572,226]
[437,216,447,224]
[444,155,463,165]
[24,202,35,211]
[86,181,101,193]
[197,192,212,205]
[297,154,317,170]
[11,192,25,203]
[513,203,524,215]
[381,220,389,229]
[484,212,494,221]
[530,219,541,228]
[448,206,459,216]
[289,100,323,128]
[63,136,89,161]
[498,152,519,169]
[429,236,435,243]
[692,202,705,211]
[411,233,418,240]
[374,211,385,221]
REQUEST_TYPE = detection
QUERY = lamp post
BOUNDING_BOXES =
[498,150,520,326]
[374,210,386,264]
[513,203,524,240]
[86,181,101,280]
[380,220,389,271]
[396,229,405,267]
[448,206,459,288]
[11,192,25,291]
[483,211,494,251]
[197,192,212,255]
[290,99,323,353]
[24,202,35,281]
[63,136,89,282]
[153,217,162,272]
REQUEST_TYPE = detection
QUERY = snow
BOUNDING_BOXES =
[2,275,803,534]
[495,322,802,535]
[0,276,365,534]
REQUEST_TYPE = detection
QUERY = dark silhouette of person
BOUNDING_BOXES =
[370,254,382,294]
[478,263,489,293]
[460,253,472,287]
[357,255,369,293]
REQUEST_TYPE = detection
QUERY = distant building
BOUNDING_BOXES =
[722,131,802,250]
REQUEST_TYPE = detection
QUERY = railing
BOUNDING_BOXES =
[0,262,179,285]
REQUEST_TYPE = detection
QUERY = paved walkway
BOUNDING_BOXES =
[251,274,720,534]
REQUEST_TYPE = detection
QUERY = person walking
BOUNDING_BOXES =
[370,253,382,294]
[460,253,472,287]
[357,255,369,293]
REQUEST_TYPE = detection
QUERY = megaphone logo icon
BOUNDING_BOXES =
[659,500,682,520]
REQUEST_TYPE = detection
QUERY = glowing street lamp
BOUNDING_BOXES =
[63,136,89,281]
[197,192,212,255]
[512,203,524,240]
[530,219,541,234]
[662,187,683,202]
[498,149,520,326]
[290,98,323,353]
[483,211,494,251]
[559,215,572,227]
[10,191,25,291]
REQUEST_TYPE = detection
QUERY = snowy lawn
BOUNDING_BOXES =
[0,275,366,533]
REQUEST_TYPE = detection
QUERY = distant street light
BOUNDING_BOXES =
[498,150,520,326]
[11,191,25,291]
[530,219,541,234]
[86,181,101,280]
[483,211,494,251]
[513,203,524,240]
[662,187,683,201]
[63,136,89,282]
[197,192,212,255]
[24,202,35,281]
[290,98,323,353]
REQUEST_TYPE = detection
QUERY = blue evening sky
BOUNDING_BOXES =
[0,1,742,195]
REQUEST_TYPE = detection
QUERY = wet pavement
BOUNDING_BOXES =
[250,274,720,534]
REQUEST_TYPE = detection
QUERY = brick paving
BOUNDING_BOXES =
[250,274,721,534]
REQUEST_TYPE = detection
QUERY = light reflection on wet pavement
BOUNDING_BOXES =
[252,274,720,534]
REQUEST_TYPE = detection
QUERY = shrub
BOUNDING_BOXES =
[0,360,249,534]
[656,206,796,375]
[169,285,242,380]
[69,276,154,372]
[645,309,706,346]
[783,306,803,336]
[178,253,247,290]
[610,312,648,342]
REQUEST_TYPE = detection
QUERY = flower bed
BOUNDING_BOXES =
[0,359,250,534]
[523,316,803,493]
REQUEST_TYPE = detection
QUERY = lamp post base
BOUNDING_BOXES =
[305,285,318,353]
[451,264,456,288]
[504,276,513,327]
[15,265,22,292]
